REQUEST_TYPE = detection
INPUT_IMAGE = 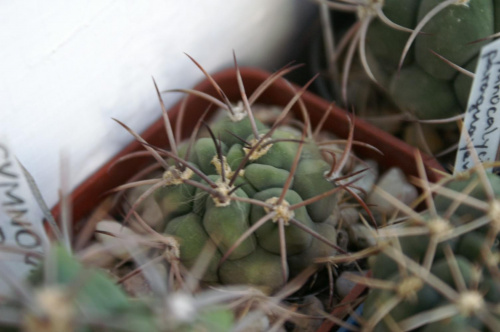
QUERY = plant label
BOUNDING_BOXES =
[0,139,48,296]
[455,38,500,174]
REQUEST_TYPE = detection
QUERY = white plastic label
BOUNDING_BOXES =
[455,38,500,174]
[0,139,48,295]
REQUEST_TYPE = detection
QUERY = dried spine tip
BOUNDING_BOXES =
[162,166,193,186]
[264,197,294,225]
[243,135,273,161]
[24,287,74,332]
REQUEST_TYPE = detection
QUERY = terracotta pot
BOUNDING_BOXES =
[50,67,445,329]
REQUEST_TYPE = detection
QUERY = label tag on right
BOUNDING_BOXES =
[454,38,500,174]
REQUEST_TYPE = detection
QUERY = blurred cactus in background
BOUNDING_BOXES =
[316,0,500,162]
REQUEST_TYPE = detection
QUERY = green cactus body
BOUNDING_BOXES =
[430,256,475,287]
[167,219,221,282]
[248,129,301,171]
[453,56,478,109]
[154,111,340,292]
[166,213,215,261]
[203,188,255,260]
[244,163,291,191]
[365,0,499,119]
[154,162,200,223]
[218,247,287,294]
[155,183,197,222]
[209,112,266,147]
[226,143,246,170]
[496,0,500,31]
[415,0,493,80]
[389,64,460,119]
[455,231,493,263]
[292,158,337,223]
[192,138,228,175]
[365,0,420,71]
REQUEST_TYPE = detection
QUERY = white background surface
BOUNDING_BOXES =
[1,0,316,209]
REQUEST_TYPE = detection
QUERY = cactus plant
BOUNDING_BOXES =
[113,55,357,294]
[317,0,500,159]
[345,155,500,331]
[324,0,499,118]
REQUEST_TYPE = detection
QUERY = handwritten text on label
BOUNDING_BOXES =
[455,39,500,174]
